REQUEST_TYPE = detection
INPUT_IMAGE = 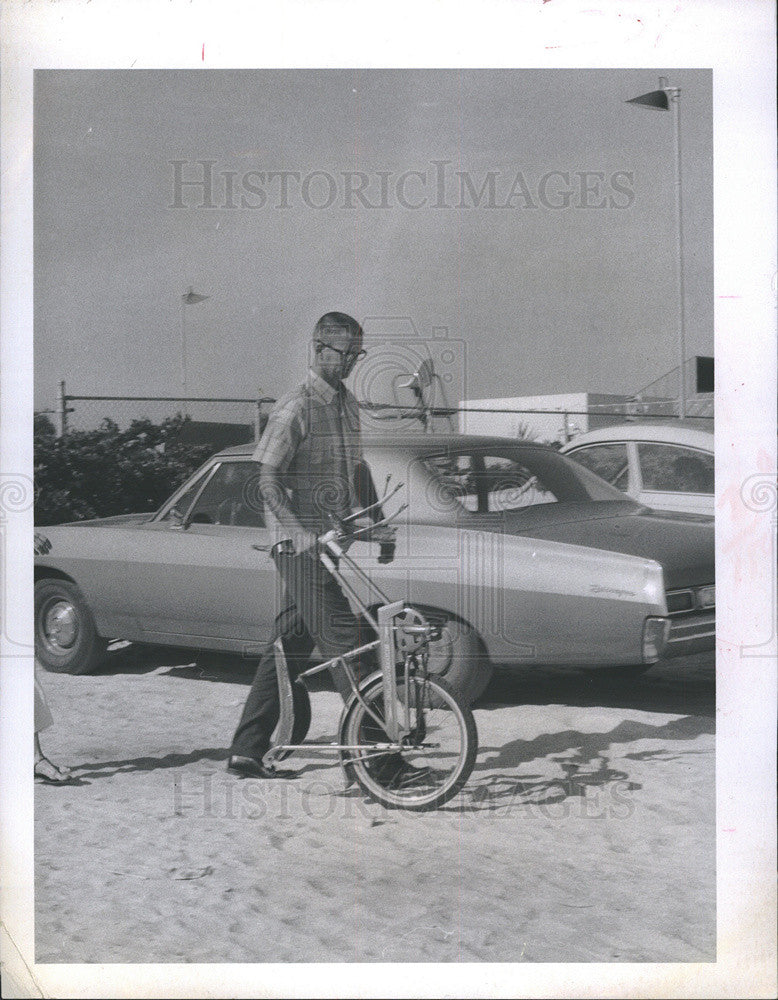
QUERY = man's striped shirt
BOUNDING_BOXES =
[252,369,362,541]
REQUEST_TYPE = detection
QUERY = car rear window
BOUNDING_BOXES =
[421,446,624,514]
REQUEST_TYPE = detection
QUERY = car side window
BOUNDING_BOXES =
[637,444,714,495]
[188,461,265,526]
[568,443,630,492]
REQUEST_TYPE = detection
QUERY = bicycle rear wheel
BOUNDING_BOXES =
[340,674,477,811]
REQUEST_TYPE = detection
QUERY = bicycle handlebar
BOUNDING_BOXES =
[251,486,406,561]
[338,479,405,525]
[313,484,405,569]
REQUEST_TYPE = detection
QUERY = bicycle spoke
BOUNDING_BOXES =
[341,675,477,810]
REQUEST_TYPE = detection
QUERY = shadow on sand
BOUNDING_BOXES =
[80,645,713,805]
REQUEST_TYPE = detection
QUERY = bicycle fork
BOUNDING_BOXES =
[375,600,407,743]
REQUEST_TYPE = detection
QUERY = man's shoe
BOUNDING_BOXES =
[374,756,433,789]
[227,755,293,779]
[390,761,433,788]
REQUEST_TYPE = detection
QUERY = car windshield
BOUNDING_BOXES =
[155,459,265,526]
[421,444,630,514]
[155,463,215,522]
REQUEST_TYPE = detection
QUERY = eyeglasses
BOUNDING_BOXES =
[316,340,367,363]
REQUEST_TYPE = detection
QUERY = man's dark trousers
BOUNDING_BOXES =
[230,545,375,761]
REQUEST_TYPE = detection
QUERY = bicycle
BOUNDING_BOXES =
[252,485,478,811]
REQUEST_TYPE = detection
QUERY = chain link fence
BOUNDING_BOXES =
[40,387,275,446]
[38,383,713,448]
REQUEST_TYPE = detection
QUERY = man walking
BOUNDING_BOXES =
[228,312,381,778]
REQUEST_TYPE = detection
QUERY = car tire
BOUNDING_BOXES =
[419,611,493,705]
[35,578,108,675]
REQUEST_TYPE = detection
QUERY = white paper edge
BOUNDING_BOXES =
[1,1,775,997]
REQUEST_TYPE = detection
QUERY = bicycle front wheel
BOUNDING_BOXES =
[340,674,477,811]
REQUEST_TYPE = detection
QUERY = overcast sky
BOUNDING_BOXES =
[34,68,712,419]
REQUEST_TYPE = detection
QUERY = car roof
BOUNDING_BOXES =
[216,433,557,460]
[561,422,713,451]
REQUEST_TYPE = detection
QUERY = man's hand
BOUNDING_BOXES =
[344,520,397,563]
[372,523,397,564]
[367,523,397,545]
[34,532,52,555]
[338,532,355,554]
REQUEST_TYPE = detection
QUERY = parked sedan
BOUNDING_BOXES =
[34,434,714,701]
[561,422,714,516]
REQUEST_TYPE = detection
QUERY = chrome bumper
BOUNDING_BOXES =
[666,609,715,655]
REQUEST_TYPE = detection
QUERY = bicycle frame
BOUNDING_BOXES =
[263,529,430,766]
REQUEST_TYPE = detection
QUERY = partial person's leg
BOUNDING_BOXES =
[34,664,54,735]
[34,662,73,782]
[230,601,314,761]
[279,549,376,701]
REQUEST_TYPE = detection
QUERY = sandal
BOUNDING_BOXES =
[34,758,74,784]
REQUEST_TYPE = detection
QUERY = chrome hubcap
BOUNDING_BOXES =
[425,626,453,676]
[43,600,78,651]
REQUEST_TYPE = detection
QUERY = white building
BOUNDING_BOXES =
[459,392,634,445]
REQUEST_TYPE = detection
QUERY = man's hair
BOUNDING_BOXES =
[313,312,364,343]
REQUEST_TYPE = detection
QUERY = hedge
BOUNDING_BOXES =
[34,413,215,525]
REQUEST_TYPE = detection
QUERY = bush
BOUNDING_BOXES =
[34,414,215,525]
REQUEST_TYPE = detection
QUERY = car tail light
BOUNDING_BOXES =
[697,585,715,609]
[643,616,671,663]
[666,589,694,613]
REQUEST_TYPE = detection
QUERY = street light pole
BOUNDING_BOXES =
[180,287,210,417]
[627,76,687,420]
[180,296,188,409]
[667,81,687,421]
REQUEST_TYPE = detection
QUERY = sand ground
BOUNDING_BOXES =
[34,647,715,965]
